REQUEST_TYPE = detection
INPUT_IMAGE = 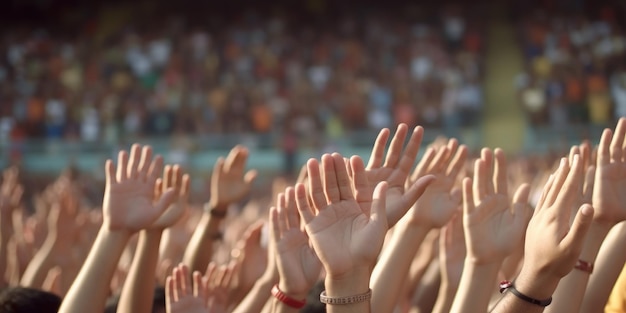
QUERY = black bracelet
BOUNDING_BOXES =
[209,209,227,219]
[499,280,552,307]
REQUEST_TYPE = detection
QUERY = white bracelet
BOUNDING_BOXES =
[319,289,372,305]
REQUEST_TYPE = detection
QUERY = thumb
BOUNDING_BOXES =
[404,174,437,205]
[370,181,388,227]
[155,188,177,214]
[562,204,594,251]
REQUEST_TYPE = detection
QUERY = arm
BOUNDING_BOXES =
[432,216,465,313]
[0,168,22,288]
[183,146,256,272]
[117,165,190,313]
[269,188,322,313]
[491,155,594,313]
[371,139,466,313]
[451,149,532,313]
[581,222,626,311]
[546,119,626,313]
[58,144,176,313]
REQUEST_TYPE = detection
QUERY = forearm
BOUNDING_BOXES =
[490,270,560,313]
[325,268,371,313]
[271,299,301,313]
[58,227,131,313]
[19,237,61,288]
[545,223,611,313]
[450,261,500,313]
[117,230,162,313]
[182,211,222,272]
[581,222,626,312]
[0,218,12,287]
[232,274,277,313]
[431,282,457,313]
[371,222,429,313]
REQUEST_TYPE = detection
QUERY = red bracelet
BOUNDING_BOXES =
[575,259,594,274]
[271,284,306,309]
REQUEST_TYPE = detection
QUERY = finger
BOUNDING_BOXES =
[154,178,163,200]
[544,158,569,208]
[163,165,173,190]
[116,150,129,182]
[244,170,258,184]
[403,174,436,209]
[332,153,354,201]
[493,148,508,195]
[204,262,217,287]
[181,174,191,200]
[285,187,300,230]
[397,126,424,175]
[582,166,595,203]
[481,148,495,195]
[276,193,288,235]
[295,183,315,223]
[105,160,117,185]
[473,159,487,201]
[148,156,165,185]
[225,146,248,176]
[173,267,183,299]
[350,156,373,215]
[193,271,203,298]
[580,141,591,169]
[569,145,580,165]
[166,276,176,304]
[535,174,555,213]
[269,206,281,242]
[307,159,327,211]
[446,145,468,179]
[598,128,612,167]
[321,154,340,203]
[127,144,141,179]
[370,181,388,226]
[610,118,626,162]
[462,177,476,215]
[554,155,583,218]
[561,204,594,251]
[427,146,450,174]
[212,157,225,181]
[172,165,182,192]
[384,123,409,168]
[180,264,191,295]
[222,261,238,287]
[155,188,177,214]
[138,146,153,181]
[367,128,391,169]
[412,147,436,181]
[512,183,530,205]
[296,165,308,185]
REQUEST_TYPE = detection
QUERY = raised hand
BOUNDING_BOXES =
[439,215,466,290]
[209,146,257,212]
[0,166,23,217]
[206,262,238,313]
[103,144,177,232]
[462,149,532,265]
[296,153,389,278]
[365,124,426,226]
[271,188,322,299]
[152,165,190,229]
[407,139,467,228]
[592,117,626,225]
[165,264,207,313]
[514,156,594,300]
[229,221,266,304]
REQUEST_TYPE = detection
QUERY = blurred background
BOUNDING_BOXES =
[0,0,624,187]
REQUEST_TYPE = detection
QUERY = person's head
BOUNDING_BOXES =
[0,287,61,313]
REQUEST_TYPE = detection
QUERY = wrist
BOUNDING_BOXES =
[578,223,611,262]
[325,267,371,297]
[514,267,560,301]
[278,281,308,300]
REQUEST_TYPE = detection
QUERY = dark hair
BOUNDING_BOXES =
[104,286,165,313]
[301,280,326,313]
[0,287,61,313]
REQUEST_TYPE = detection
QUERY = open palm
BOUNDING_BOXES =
[210,146,257,210]
[593,119,626,224]
[103,144,176,232]
[297,154,389,277]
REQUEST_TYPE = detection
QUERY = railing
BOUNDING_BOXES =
[0,124,611,174]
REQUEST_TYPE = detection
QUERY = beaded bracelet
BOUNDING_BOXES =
[499,281,552,307]
[320,289,372,305]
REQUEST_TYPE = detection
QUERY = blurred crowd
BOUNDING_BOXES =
[0,3,486,144]
[515,5,626,127]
